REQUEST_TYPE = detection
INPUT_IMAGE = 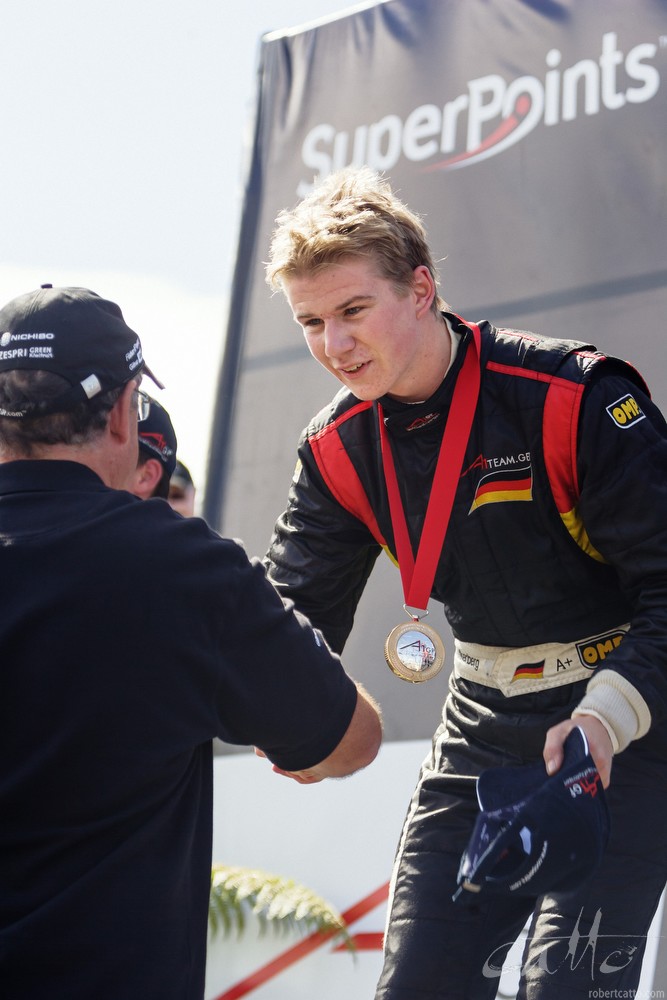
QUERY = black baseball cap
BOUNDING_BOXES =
[138,396,177,477]
[0,284,162,417]
[454,726,610,901]
[170,459,194,490]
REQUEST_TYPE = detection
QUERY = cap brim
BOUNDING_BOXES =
[142,362,164,391]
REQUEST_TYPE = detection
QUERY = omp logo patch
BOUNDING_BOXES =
[606,393,645,429]
[576,629,626,669]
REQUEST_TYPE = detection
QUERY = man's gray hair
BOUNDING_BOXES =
[0,370,125,456]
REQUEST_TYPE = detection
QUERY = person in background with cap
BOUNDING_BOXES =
[169,457,197,516]
[0,284,382,1000]
[129,393,178,500]
[262,168,667,998]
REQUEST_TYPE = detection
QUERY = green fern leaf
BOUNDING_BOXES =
[209,865,355,953]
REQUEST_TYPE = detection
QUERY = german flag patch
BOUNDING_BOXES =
[469,465,532,513]
[512,660,545,682]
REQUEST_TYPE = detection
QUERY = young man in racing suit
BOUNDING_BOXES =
[262,166,667,998]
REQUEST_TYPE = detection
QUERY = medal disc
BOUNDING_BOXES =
[384,621,445,683]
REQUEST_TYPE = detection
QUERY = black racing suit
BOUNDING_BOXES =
[265,314,667,998]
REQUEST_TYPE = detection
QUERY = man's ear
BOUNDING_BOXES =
[412,264,436,318]
[108,381,136,445]
[134,457,163,498]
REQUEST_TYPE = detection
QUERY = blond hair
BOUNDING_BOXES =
[266,167,446,315]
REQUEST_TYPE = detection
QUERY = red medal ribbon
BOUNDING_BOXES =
[378,321,481,612]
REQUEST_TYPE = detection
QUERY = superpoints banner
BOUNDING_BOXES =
[300,30,662,182]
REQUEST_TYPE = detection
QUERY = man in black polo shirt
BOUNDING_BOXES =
[0,285,382,1000]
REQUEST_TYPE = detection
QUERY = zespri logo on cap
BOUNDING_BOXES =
[606,393,645,429]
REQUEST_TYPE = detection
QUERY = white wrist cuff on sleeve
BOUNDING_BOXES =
[572,669,651,753]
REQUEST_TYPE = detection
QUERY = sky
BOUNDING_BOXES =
[0,0,364,510]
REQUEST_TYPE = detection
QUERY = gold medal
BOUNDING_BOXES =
[384,619,445,683]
